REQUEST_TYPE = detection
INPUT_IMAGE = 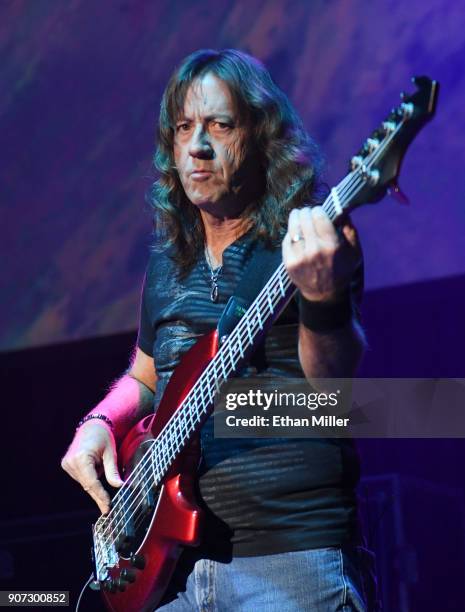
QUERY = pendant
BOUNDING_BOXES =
[211,282,219,303]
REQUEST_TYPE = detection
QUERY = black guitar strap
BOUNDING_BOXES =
[216,242,284,371]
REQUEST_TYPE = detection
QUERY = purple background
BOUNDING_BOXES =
[1,0,463,351]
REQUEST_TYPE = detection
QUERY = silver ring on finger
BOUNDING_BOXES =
[291,233,304,244]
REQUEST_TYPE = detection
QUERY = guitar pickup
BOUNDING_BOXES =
[141,483,157,513]
[115,527,135,556]
[114,487,136,555]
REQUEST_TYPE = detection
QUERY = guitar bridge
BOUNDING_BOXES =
[92,521,117,583]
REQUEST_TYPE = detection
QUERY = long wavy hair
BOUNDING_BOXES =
[150,48,325,274]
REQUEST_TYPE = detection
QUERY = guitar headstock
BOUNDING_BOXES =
[345,76,439,211]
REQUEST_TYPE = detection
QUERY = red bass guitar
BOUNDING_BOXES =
[89,76,438,611]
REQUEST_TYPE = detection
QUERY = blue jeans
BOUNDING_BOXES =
[157,545,380,611]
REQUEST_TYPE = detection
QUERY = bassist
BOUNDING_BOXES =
[62,49,379,611]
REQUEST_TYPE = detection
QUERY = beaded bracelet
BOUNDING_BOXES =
[76,413,114,431]
[298,290,352,333]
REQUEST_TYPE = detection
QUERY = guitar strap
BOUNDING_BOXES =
[217,242,283,371]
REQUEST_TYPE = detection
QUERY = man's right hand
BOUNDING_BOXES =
[61,349,156,514]
[61,421,124,514]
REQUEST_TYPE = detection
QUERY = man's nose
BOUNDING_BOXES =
[189,126,214,159]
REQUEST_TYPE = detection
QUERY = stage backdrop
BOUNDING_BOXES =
[1,0,462,350]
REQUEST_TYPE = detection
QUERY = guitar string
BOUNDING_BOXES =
[94,116,407,553]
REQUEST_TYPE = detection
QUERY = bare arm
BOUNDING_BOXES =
[283,206,366,382]
[61,347,157,513]
[298,318,366,382]
[96,348,157,444]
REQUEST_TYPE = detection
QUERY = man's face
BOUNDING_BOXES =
[173,73,257,214]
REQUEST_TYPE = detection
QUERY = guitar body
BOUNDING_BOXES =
[101,330,219,612]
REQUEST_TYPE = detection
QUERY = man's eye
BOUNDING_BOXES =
[212,121,232,131]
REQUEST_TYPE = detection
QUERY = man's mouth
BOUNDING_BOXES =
[190,169,213,181]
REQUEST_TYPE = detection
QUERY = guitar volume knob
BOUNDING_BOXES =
[130,553,146,569]
[121,568,136,583]
[103,579,117,593]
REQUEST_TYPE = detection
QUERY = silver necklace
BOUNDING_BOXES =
[204,248,222,303]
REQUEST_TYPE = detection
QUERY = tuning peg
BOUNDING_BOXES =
[387,182,409,205]
[400,91,408,100]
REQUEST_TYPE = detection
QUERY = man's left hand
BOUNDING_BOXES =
[282,206,361,303]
